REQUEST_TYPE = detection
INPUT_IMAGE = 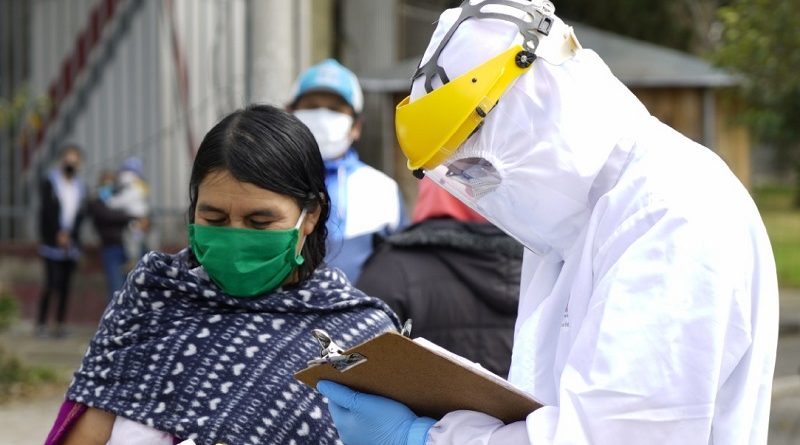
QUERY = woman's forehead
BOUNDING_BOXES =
[197,170,295,210]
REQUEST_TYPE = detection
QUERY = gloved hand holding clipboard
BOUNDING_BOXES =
[294,325,542,423]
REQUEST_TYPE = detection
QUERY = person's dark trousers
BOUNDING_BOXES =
[101,245,127,302]
[37,258,77,332]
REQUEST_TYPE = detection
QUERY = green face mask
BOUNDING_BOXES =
[188,210,307,298]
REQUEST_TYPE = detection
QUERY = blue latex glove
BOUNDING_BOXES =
[317,380,437,445]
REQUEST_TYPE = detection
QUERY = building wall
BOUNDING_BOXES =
[632,87,704,143]
[0,0,33,241]
[311,0,336,63]
[154,0,249,244]
[1,0,334,244]
[339,0,399,172]
[633,86,752,190]
[715,94,751,189]
[25,0,252,245]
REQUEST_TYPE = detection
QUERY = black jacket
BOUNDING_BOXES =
[356,219,522,378]
[88,197,133,247]
[38,172,86,249]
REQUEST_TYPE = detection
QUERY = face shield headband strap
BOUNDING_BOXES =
[413,0,557,94]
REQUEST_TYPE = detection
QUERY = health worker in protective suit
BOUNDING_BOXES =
[316,1,779,444]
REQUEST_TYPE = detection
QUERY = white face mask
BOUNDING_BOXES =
[294,108,354,160]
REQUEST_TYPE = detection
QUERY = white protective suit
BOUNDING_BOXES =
[414,4,779,445]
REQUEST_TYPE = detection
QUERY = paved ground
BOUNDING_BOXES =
[2,291,800,444]
[0,387,64,444]
[0,323,95,445]
[770,288,800,444]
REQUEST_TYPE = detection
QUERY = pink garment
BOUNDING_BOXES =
[44,400,87,445]
[412,177,487,223]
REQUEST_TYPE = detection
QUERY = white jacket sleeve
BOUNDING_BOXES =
[427,411,529,445]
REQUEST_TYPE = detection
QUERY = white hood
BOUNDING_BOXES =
[411,3,651,258]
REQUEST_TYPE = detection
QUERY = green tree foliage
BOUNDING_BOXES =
[0,84,51,139]
[443,1,728,54]
[712,0,800,201]
[554,0,732,53]
[555,1,693,51]
[712,0,800,142]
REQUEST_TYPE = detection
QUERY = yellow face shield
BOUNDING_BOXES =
[394,0,580,173]
[396,46,534,171]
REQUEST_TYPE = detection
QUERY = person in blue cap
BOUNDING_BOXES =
[288,59,407,283]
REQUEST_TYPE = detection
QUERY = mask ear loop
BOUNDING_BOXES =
[294,208,309,230]
[293,207,310,258]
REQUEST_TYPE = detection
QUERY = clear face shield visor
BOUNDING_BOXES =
[426,153,568,257]
[424,157,501,211]
[423,157,554,255]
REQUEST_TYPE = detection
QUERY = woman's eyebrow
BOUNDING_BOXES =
[197,203,226,213]
[245,209,278,218]
[198,203,279,218]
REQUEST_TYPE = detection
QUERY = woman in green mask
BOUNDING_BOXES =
[45,104,401,445]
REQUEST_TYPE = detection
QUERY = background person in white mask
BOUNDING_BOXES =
[289,59,407,283]
[317,1,779,444]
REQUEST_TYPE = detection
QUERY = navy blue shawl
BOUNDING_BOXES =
[67,249,399,445]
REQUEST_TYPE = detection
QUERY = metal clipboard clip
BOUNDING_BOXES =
[400,319,413,337]
[307,329,368,372]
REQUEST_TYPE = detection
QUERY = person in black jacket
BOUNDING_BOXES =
[37,144,87,337]
[88,170,134,302]
[356,177,522,377]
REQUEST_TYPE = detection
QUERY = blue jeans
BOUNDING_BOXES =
[101,245,127,302]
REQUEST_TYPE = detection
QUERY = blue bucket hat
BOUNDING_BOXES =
[290,59,364,114]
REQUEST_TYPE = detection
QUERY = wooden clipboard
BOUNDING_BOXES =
[294,331,542,423]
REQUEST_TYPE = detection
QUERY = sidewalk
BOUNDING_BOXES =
[771,288,800,443]
[0,323,95,445]
[0,387,64,444]
[1,290,800,444]
[0,323,97,380]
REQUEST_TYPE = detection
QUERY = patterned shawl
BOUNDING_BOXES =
[67,249,399,445]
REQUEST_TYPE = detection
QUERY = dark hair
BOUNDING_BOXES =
[188,104,330,281]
